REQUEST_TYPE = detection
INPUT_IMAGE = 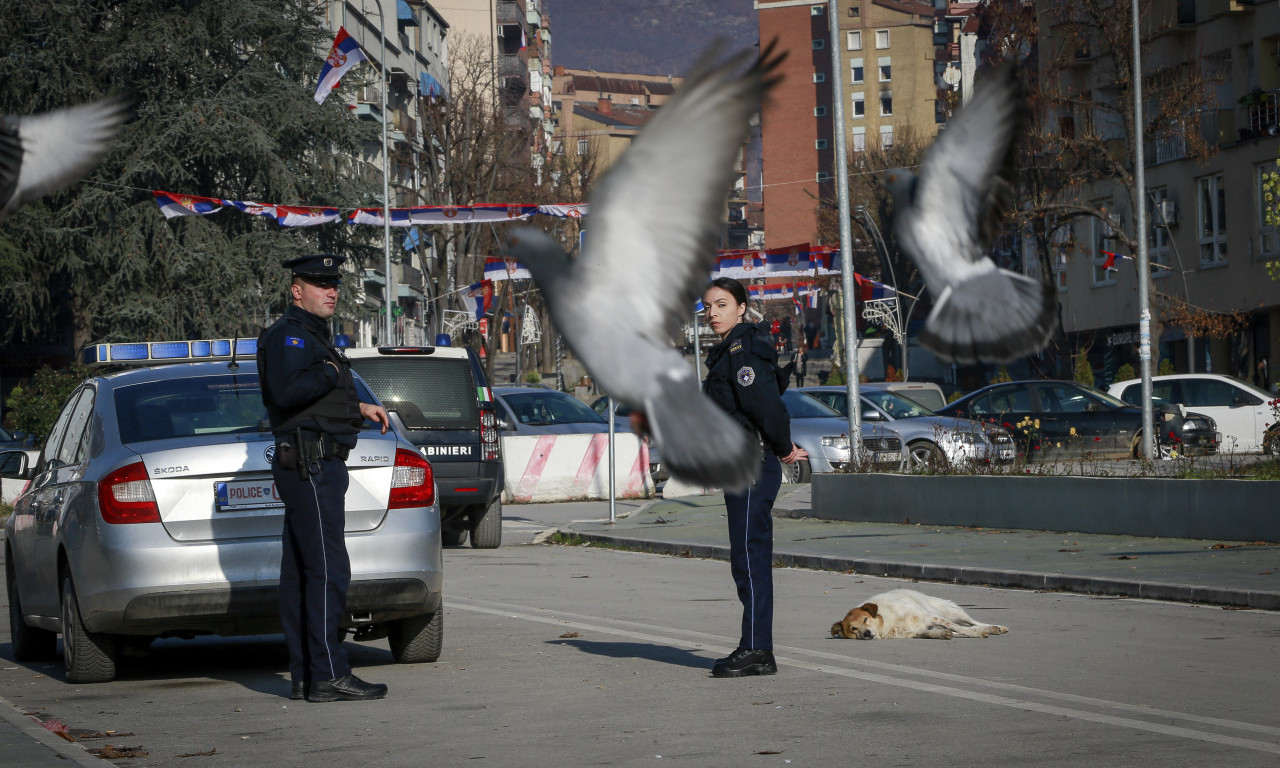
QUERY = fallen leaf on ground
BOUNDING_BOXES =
[755,749,783,755]
[79,732,135,740]
[1111,555,1139,560]
[38,719,73,741]
[90,744,148,759]
[1058,548,1082,553]
[177,748,217,757]
[559,632,580,638]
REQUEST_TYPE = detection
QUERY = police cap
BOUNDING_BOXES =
[283,254,346,285]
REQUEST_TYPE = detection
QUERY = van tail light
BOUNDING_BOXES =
[390,448,435,509]
[98,462,161,524]
[479,403,501,461]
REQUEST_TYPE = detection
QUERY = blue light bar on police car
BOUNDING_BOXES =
[81,338,259,366]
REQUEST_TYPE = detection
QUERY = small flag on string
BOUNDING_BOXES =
[1101,250,1133,271]
[153,191,223,219]
[315,27,368,105]
[462,280,494,320]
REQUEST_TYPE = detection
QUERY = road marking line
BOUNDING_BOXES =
[450,596,1280,755]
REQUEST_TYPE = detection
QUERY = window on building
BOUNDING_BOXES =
[1054,245,1068,292]
[880,124,893,148]
[813,72,826,83]
[847,30,862,51]
[878,57,891,82]
[1257,163,1279,259]
[815,138,828,150]
[1091,214,1117,286]
[576,138,589,155]
[875,29,889,49]
[849,4,860,16]
[852,126,866,153]
[852,92,865,117]
[880,90,892,116]
[1197,173,1227,266]
[817,171,831,182]
[813,38,825,50]
[814,106,827,117]
[1147,187,1172,277]
[850,58,864,85]
[811,4,824,15]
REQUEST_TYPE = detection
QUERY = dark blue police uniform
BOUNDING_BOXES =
[258,254,385,702]
[703,321,793,675]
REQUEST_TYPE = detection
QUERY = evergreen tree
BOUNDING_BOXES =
[0,0,380,348]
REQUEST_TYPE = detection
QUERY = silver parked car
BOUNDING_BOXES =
[492,386,611,435]
[2,341,443,683]
[780,390,903,483]
[798,385,1014,470]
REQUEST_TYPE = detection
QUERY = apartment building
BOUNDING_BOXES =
[1035,0,1280,390]
[755,0,952,249]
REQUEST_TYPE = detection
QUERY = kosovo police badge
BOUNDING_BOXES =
[736,366,755,387]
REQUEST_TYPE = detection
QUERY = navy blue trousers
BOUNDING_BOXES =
[723,454,782,651]
[274,455,352,684]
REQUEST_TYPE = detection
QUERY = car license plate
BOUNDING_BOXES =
[999,447,1015,460]
[214,480,284,511]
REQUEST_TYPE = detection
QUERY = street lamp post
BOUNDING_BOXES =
[1131,0,1155,459]
[363,0,395,346]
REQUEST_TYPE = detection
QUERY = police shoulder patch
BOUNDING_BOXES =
[736,366,755,387]
[729,340,744,355]
[285,336,305,349]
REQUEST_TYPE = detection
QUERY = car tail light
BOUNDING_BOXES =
[390,448,435,509]
[479,404,501,461]
[98,462,161,524]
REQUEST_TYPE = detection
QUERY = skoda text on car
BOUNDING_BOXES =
[2,339,443,683]
[799,385,1014,470]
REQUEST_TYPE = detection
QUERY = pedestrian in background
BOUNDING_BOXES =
[700,277,807,678]
[258,254,391,703]
[793,347,806,389]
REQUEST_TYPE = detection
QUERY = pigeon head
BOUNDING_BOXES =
[882,168,918,204]
[505,226,571,283]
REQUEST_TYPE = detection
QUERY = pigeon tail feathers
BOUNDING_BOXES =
[919,269,1056,364]
[645,373,760,493]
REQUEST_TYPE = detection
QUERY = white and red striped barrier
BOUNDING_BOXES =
[502,433,653,503]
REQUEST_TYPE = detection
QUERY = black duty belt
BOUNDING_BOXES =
[276,429,350,481]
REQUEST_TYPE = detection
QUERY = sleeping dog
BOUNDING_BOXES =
[830,589,1009,640]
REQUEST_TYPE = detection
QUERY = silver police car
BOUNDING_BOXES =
[2,339,443,683]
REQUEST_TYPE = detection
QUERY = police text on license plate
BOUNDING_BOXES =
[215,480,284,511]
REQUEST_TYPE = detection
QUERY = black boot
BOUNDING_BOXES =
[290,680,309,700]
[711,648,777,678]
[307,674,388,702]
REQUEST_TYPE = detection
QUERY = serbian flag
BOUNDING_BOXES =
[461,280,493,320]
[854,273,896,301]
[153,191,223,219]
[348,207,413,226]
[538,203,588,218]
[1101,250,1132,271]
[315,27,367,105]
[275,205,342,227]
[485,257,532,281]
[222,199,277,219]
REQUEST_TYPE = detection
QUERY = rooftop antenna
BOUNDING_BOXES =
[228,337,240,371]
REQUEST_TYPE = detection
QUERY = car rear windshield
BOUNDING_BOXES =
[500,391,605,426]
[349,357,478,430]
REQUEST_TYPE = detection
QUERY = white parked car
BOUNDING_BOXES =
[1107,373,1277,454]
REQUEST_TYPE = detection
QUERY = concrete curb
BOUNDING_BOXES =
[560,530,1280,611]
[0,693,106,768]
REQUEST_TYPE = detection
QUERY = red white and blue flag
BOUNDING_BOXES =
[275,205,342,227]
[484,257,532,281]
[222,199,278,219]
[153,191,223,219]
[462,280,494,320]
[1101,250,1132,271]
[855,273,896,301]
[315,27,368,105]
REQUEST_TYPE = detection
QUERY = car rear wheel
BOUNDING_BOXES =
[441,527,468,547]
[783,458,811,484]
[1131,432,1174,460]
[907,441,947,473]
[387,606,443,663]
[470,499,502,549]
[7,554,57,661]
[61,574,118,683]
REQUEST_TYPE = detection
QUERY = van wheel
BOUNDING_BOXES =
[61,575,118,683]
[470,499,502,549]
[388,606,442,663]
[441,527,468,547]
[7,553,57,661]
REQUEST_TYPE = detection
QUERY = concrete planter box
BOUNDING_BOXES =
[811,473,1280,542]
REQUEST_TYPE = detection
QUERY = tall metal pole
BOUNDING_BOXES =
[829,0,862,457]
[367,0,394,345]
[607,396,616,523]
[1132,0,1155,459]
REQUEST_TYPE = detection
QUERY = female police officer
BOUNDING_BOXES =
[701,277,807,678]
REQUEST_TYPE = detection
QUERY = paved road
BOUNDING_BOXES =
[3,508,1279,767]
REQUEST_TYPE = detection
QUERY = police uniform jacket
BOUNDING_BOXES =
[703,322,793,457]
[258,305,362,448]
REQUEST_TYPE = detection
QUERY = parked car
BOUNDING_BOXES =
[780,390,903,483]
[2,339,444,683]
[346,345,504,549]
[1107,373,1277,454]
[935,379,1220,459]
[798,385,1014,470]
[588,396,668,482]
[492,386,613,434]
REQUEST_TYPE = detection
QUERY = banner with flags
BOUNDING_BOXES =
[315,27,367,105]
[275,205,342,227]
[222,199,277,219]
[461,280,494,320]
[153,191,223,219]
[714,251,767,278]
[484,257,532,282]
[538,203,588,218]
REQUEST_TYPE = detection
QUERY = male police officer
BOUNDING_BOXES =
[258,254,391,702]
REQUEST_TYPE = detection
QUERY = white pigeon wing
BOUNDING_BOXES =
[5,98,128,215]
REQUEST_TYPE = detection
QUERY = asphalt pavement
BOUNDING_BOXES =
[4,482,1278,765]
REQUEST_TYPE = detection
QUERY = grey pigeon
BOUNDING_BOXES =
[505,43,783,491]
[884,66,1055,363]
[0,98,129,222]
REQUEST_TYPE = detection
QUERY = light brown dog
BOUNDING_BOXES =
[830,589,1009,640]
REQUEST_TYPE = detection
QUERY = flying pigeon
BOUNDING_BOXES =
[0,98,129,222]
[884,66,1055,364]
[505,43,783,491]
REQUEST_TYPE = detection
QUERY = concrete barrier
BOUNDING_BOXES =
[811,473,1280,542]
[502,433,654,503]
